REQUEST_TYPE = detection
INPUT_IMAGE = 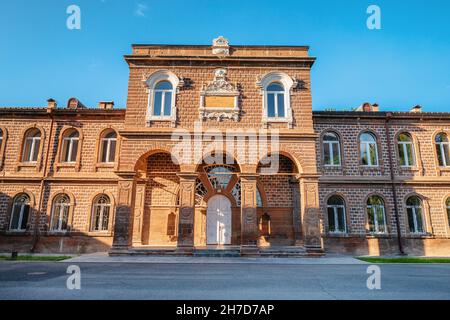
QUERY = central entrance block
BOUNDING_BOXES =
[206,195,232,245]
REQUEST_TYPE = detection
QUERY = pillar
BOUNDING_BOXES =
[289,177,303,246]
[131,182,146,246]
[299,175,324,254]
[176,173,197,254]
[110,172,137,255]
[240,174,259,255]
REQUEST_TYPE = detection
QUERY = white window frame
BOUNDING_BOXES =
[22,134,41,163]
[91,196,111,232]
[406,199,425,234]
[50,195,70,232]
[367,200,387,234]
[323,133,341,167]
[9,195,30,231]
[100,133,117,164]
[436,134,450,167]
[266,85,286,119]
[327,201,347,234]
[398,133,415,167]
[360,133,379,167]
[61,134,79,163]
[144,70,180,127]
[257,72,295,128]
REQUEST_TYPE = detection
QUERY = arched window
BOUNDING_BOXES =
[360,132,379,166]
[22,128,41,163]
[435,133,450,167]
[326,195,347,233]
[152,81,173,117]
[61,129,79,163]
[397,133,415,167]
[99,130,117,163]
[91,194,111,232]
[323,132,341,166]
[406,196,424,234]
[366,195,387,233]
[50,194,70,231]
[266,83,285,118]
[446,198,450,227]
[9,193,31,231]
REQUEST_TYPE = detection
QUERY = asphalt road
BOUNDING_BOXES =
[0,261,449,300]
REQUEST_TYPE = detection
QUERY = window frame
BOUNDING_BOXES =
[322,131,342,167]
[144,70,180,127]
[435,132,450,168]
[326,195,347,234]
[60,130,80,163]
[265,82,286,119]
[9,194,31,231]
[397,132,416,168]
[366,195,388,234]
[406,196,426,235]
[50,194,71,232]
[258,71,295,128]
[21,129,42,163]
[359,131,379,167]
[99,130,118,164]
[90,194,112,232]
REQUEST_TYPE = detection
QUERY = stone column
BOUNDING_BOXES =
[299,175,324,254]
[176,173,197,254]
[131,181,146,246]
[240,174,259,255]
[110,172,137,255]
[289,177,303,246]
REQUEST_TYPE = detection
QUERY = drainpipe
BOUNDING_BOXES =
[384,113,405,255]
[31,106,55,252]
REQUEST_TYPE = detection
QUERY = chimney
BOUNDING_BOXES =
[411,105,422,113]
[372,103,379,112]
[47,98,57,110]
[98,101,114,110]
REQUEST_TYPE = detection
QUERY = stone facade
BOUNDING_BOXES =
[0,39,449,256]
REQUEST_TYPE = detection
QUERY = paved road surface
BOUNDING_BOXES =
[0,258,449,300]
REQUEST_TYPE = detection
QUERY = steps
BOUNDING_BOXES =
[193,248,241,257]
[259,246,309,257]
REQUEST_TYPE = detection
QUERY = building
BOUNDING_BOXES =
[0,37,449,256]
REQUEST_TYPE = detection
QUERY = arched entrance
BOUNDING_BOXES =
[206,195,232,245]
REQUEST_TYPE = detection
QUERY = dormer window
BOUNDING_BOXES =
[144,70,181,127]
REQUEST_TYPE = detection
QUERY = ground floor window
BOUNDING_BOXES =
[326,195,347,233]
[91,194,111,232]
[50,194,70,231]
[406,196,424,234]
[9,194,31,231]
[366,195,387,234]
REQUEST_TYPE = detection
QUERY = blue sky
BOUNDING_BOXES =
[0,0,449,112]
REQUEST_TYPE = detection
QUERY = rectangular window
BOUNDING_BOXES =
[436,144,444,166]
[163,92,172,116]
[337,207,346,232]
[444,144,450,167]
[267,93,275,117]
[323,143,331,165]
[153,92,163,116]
[10,205,21,230]
[369,143,378,166]
[276,93,285,117]
[327,207,336,232]
[361,143,368,165]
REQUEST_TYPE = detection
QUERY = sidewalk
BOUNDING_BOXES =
[65,252,367,265]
